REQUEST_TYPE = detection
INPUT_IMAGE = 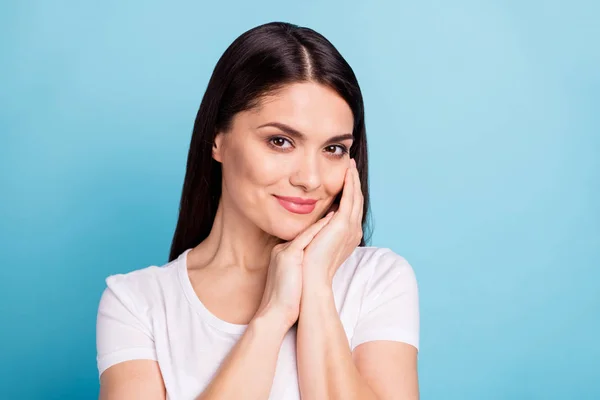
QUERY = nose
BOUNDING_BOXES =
[289,154,322,192]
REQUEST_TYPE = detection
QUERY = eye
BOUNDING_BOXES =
[324,145,349,158]
[268,136,293,150]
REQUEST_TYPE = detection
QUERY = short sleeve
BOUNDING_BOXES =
[96,275,158,377]
[350,251,420,352]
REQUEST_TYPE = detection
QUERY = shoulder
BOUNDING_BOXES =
[345,248,420,352]
[337,246,418,295]
[105,259,177,291]
[348,246,416,279]
[95,255,186,378]
[99,255,182,315]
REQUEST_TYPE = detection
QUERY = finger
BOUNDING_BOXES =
[338,160,355,218]
[352,160,363,222]
[288,212,334,250]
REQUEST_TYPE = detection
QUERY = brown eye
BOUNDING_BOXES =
[267,136,293,151]
[324,145,348,158]
[272,138,286,147]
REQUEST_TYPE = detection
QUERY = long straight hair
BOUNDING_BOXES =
[169,22,371,262]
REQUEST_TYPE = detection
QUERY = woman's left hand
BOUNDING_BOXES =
[302,158,364,288]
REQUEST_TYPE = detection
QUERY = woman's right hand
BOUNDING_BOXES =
[254,211,334,330]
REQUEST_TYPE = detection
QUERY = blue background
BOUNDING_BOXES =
[1,1,598,399]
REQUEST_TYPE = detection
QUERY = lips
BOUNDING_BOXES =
[274,195,317,214]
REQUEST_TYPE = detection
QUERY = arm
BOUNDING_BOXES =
[97,279,166,400]
[99,360,166,400]
[97,211,333,399]
[352,340,418,400]
[195,310,289,399]
[296,283,380,400]
[296,159,420,399]
[296,283,419,400]
[99,309,289,400]
[197,215,336,399]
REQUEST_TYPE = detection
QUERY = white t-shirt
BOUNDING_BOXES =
[96,246,419,399]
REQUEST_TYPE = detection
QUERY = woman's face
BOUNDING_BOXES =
[213,82,355,241]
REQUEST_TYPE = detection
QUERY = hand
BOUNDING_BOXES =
[255,211,335,330]
[302,158,364,288]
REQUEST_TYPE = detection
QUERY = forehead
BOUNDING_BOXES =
[247,82,354,135]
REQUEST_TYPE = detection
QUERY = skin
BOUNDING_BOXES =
[296,157,419,400]
[99,82,418,399]
[183,82,353,325]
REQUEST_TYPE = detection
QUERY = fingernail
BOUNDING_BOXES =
[351,159,356,167]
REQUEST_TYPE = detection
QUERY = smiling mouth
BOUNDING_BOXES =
[274,195,317,215]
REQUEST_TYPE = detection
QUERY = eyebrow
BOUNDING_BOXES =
[257,122,354,144]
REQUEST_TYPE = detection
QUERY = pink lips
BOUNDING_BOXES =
[274,195,317,214]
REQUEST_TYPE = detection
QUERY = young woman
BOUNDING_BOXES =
[96,21,419,400]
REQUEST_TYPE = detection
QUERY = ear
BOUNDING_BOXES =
[212,132,224,163]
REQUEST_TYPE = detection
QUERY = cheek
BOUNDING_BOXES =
[243,155,283,192]
[223,143,282,199]
[324,168,347,197]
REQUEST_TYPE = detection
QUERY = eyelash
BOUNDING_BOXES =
[267,136,349,158]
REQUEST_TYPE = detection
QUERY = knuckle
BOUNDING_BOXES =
[275,249,287,261]
[277,248,296,263]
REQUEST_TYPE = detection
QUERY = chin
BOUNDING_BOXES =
[270,226,304,242]
[266,219,313,242]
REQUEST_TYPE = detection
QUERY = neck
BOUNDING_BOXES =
[187,195,282,274]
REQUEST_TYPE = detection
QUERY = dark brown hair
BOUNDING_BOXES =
[169,22,371,262]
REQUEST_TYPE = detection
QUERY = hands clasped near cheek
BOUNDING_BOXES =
[302,158,364,288]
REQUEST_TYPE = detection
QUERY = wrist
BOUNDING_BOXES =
[301,281,334,304]
[302,273,334,294]
[251,306,293,339]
